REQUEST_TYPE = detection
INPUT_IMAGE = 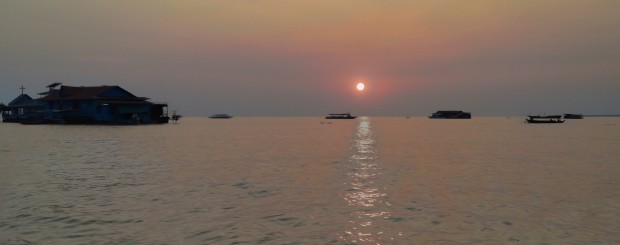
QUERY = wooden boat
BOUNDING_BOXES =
[325,113,357,119]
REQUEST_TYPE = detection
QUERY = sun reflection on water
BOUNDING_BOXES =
[340,118,399,244]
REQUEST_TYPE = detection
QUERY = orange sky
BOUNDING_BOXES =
[1,0,619,115]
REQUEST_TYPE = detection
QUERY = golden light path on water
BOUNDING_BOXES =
[340,117,401,244]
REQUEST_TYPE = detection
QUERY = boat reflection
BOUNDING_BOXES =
[340,117,400,244]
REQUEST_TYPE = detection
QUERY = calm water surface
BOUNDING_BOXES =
[1,117,619,244]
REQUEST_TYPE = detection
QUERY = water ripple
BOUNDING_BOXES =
[340,118,401,244]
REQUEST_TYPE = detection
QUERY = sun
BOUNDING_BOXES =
[356,82,365,91]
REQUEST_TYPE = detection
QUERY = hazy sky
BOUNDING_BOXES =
[1,0,619,116]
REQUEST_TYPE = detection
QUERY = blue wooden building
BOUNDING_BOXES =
[1,94,46,122]
[2,84,170,124]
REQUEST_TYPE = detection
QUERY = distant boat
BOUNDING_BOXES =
[528,115,562,119]
[563,113,583,119]
[171,111,182,123]
[325,113,357,119]
[209,114,232,119]
[429,110,471,119]
[526,115,564,124]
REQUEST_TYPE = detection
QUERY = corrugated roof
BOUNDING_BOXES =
[41,85,148,101]
[6,94,45,108]
[100,101,151,105]
[8,94,34,106]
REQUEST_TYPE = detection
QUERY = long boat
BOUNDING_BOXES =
[528,115,562,119]
[325,113,357,119]
[209,114,232,119]
[526,115,564,124]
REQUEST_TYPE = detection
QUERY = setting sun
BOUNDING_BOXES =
[356,82,365,91]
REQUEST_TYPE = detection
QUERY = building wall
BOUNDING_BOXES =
[44,100,153,123]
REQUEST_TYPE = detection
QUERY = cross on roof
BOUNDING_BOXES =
[19,85,25,95]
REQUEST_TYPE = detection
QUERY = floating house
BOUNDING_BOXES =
[1,94,46,123]
[2,84,170,124]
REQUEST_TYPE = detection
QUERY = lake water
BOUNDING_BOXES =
[1,117,618,244]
